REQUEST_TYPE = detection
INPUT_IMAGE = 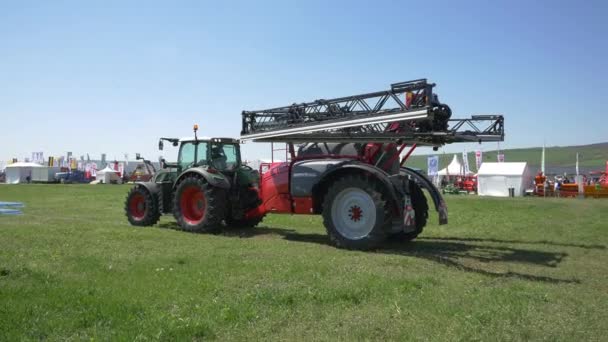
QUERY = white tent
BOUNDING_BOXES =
[437,154,473,182]
[5,162,44,184]
[438,155,473,176]
[477,162,533,197]
[32,166,61,182]
[95,166,123,184]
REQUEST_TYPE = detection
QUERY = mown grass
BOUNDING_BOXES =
[0,184,607,341]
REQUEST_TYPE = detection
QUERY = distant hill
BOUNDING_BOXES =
[405,142,608,175]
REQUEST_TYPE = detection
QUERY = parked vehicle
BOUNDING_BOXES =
[125,80,504,250]
[127,153,157,182]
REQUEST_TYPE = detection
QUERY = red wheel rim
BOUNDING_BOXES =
[180,185,206,225]
[349,205,363,222]
[129,193,146,220]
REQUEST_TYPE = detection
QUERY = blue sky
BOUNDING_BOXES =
[1,0,606,162]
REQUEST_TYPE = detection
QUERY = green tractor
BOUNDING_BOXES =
[124,125,263,232]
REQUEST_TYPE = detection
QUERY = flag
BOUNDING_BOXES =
[497,154,505,163]
[541,144,545,174]
[475,150,483,170]
[462,151,470,174]
[427,156,439,176]
[31,152,44,164]
[118,163,125,177]
[91,163,98,178]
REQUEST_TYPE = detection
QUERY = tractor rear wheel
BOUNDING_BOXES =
[322,175,390,250]
[125,185,161,226]
[389,182,428,242]
[173,175,226,233]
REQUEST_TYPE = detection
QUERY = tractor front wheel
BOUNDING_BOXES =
[125,185,161,226]
[173,175,226,233]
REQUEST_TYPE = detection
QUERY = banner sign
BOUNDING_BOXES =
[58,156,67,168]
[91,163,98,178]
[475,150,482,170]
[118,163,125,177]
[31,152,44,164]
[462,151,470,174]
[427,156,439,176]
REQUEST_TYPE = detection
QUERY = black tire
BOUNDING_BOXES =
[389,182,428,242]
[322,175,391,250]
[173,175,226,233]
[225,214,265,228]
[125,185,161,226]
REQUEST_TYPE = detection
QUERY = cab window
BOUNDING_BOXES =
[210,143,239,171]
[178,142,208,169]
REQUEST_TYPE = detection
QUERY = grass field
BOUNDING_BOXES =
[1,185,607,341]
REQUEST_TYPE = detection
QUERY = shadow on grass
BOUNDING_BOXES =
[417,236,606,250]
[380,240,578,284]
[158,222,580,284]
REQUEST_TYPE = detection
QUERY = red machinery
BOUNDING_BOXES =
[238,80,503,248]
[126,80,504,250]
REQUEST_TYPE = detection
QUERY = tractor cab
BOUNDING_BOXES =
[157,124,242,175]
[155,126,244,185]
[159,136,253,188]
[175,137,241,173]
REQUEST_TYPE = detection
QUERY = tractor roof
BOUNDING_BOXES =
[179,137,239,144]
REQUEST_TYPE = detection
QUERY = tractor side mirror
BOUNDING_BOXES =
[158,140,164,151]
[136,153,141,160]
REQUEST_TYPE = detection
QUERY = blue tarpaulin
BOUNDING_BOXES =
[0,202,24,215]
[0,208,22,215]
[0,202,24,208]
